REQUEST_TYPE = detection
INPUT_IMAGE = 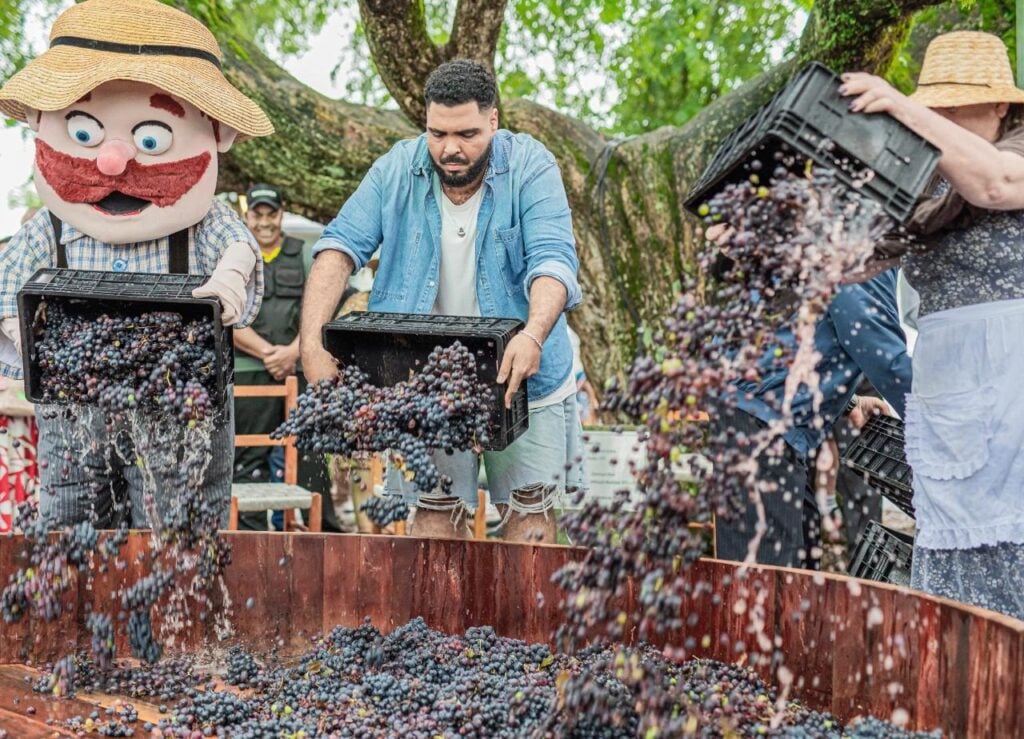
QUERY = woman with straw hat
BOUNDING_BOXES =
[841,32,1024,619]
[0,0,273,531]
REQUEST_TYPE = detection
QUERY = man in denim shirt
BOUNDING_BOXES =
[301,60,584,542]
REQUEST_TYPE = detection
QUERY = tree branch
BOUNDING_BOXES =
[357,0,442,125]
[446,0,508,66]
[798,0,949,72]
[218,37,417,221]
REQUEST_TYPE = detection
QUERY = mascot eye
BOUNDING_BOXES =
[132,122,173,155]
[65,113,105,147]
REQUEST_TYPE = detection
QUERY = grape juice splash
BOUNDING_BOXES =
[556,164,898,732]
[3,304,231,685]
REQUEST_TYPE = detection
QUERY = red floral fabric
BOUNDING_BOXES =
[0,416,39,534]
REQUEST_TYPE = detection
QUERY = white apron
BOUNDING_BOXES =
[905,297,1024,550]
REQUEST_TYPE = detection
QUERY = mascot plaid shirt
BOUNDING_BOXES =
[0,199,262,379]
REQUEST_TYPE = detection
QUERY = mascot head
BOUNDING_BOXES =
[0,0,273,244]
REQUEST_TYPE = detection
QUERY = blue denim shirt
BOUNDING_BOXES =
[313,130,581,400]
[734,269,911,459]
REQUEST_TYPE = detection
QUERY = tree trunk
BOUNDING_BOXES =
[218,0,946,389]
[357,0,510,125]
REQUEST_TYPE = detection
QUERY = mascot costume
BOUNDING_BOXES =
[0,0,273,528]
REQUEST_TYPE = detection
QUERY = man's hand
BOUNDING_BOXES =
[302,343,339,384]
[263,343,300,381]
[704,223,734,246]
[496,332,542,408]
[1,317,21,356]
[848,395,893,429]
[839,73,909,118]
[193,241,256,325]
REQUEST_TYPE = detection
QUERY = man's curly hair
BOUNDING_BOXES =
[424,59,497,109]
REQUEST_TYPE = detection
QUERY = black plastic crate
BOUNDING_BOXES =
[323,312,529,451]
[17,268,233,405]
[848,520,914,587]
[843,415,914,518]
[686,62,940,224]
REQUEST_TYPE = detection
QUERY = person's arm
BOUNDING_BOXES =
[0,213,51,379]
[497,276,567,408]
[493,147,580,407]
[702,224,741,282]
[826,271,911,418]
[839,257,901,285]
[580,378,599,424]
[234,327,274,360]
[518,151,582,311]
[841,73,1024,210]
[193,201,263,327]
[300,251,354,383]
[301,164,386,383]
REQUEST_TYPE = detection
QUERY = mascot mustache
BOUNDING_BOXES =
[35,140,211,209]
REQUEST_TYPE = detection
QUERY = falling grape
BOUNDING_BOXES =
[273,342,494,494]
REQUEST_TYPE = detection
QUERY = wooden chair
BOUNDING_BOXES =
[229,375,322,532]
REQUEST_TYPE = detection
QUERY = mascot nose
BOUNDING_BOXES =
[96,140,137,176]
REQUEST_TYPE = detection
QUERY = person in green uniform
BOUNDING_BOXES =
[233,184,348,531]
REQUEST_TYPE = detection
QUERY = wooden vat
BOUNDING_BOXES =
[0,532,1021,736]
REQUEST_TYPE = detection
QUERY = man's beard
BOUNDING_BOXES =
[432,142,492,188]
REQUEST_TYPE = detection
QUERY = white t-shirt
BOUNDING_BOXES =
[432,186,484,317]
[528,369,577,411]
[434,178,574,410]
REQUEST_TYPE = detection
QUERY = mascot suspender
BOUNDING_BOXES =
[48,213,191,274]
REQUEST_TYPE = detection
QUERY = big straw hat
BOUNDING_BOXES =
[910,31,1024,108]
[0,0,273,138]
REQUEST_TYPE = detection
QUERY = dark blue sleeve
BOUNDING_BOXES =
[826,269,912,417]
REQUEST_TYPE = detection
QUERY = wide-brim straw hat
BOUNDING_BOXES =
[910,31,1024,108]
[0,0,273,138]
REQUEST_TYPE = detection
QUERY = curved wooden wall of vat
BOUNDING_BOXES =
[0,532,1021,736]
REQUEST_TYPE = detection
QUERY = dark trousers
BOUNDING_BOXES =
[832,416,882,548]
[713,409,821,569]
[37,403,233,530]
[233,369,341,532]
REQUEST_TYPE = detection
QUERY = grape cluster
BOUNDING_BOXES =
[71,656,204,699]
[127,609,162,664]
[44,618,935,738]
[35,303,218,424]
[34,655,75,698]
[59,701,138,737]
[120,566,174,612]
[360,495,410,527]
[175,690,253,728]
[225,645,263,688]
[62,715,133,737]
[274,342,494,493]
[1,506,99,624]
[96,721,134,737]
[87,612,115,671]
